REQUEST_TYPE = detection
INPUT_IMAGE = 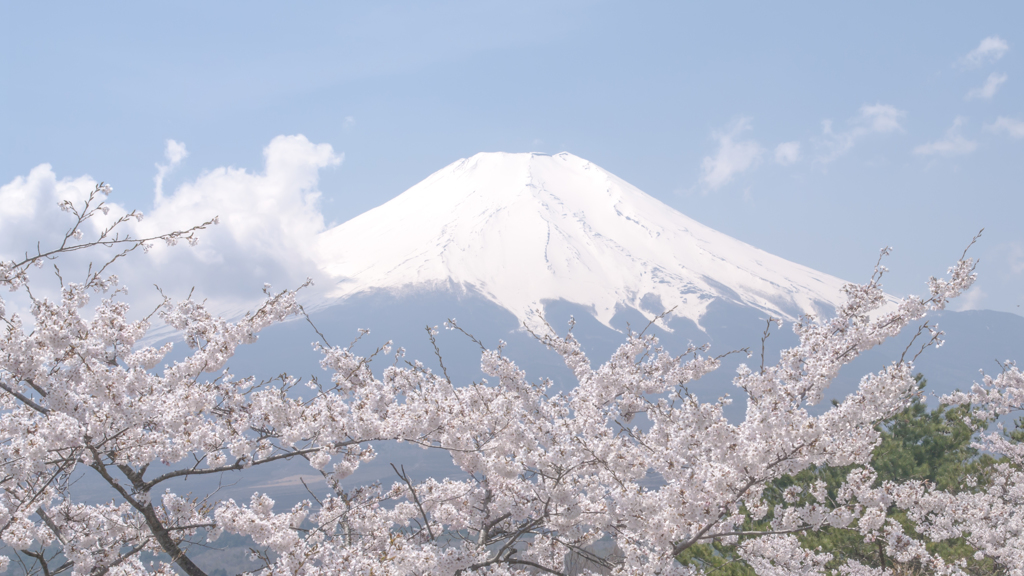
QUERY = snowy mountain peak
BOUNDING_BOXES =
[316,152,849,329]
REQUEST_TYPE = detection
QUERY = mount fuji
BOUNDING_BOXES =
[281,151,1021,400]
[316,151,848,330]
[202,149,1018,404]
[202,150,1022,523]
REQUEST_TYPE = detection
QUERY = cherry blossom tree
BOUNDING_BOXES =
[0,188,1018,575]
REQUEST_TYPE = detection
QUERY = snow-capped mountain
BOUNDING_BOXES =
[317,152,848,329]
[240,150,1024,460]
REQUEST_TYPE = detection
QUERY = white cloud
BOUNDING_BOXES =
[143,135,341,275]
[700,118,763,190]
[818,104,906,162]
[959,36,1009,68]
[1,135,343,314]
[774,141,801,166]
[913,117,977,157]
[966,72,1008,100]
[859,104,905,133]
[154,139,189,203]
[986,116,1024,139]
[0,165,103,248]
[0,166,136,318]
[343,116,356,129]
[954,285,986,311]
[165,139,188,165]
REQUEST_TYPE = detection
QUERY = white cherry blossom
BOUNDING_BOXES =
[0,191,1017,576]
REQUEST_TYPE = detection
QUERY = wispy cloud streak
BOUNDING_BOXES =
[966,72,1008,100]
[958,36,1009,68]
[817,104,905,163]
[700,119,763,190]
[914,117,977,157]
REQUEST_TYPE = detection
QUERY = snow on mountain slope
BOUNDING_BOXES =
[316,152,849,329]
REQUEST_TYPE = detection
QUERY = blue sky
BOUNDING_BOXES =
[2,1,1022,315]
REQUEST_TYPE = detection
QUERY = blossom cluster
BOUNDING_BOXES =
[0,194,1018,576]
